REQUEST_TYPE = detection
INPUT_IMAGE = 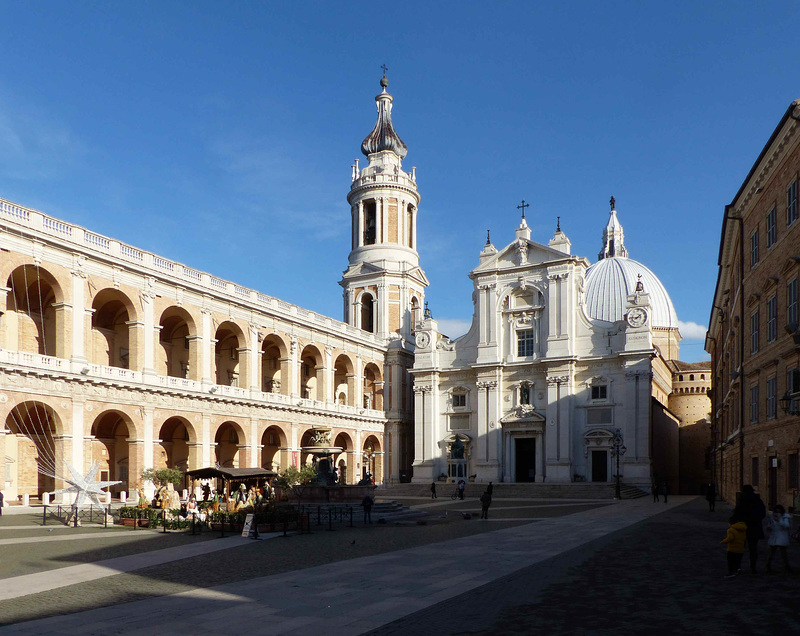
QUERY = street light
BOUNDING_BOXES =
[611,428,627,500]
[779,392,800,416]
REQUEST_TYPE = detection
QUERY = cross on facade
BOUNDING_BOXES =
[517,200,530,219]
[381,64,388,77]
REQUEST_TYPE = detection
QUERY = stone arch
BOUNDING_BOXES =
[362,434,382,483]
[333,431,354,484]
[4,265,65,357]
[261,424,288,471]
[334,354,355,406]
[158,306,198,380]
[214,421,247,468]
[261,334,289,395]
[359,292,375,333]
[363,362,383,410]
[214,320,246,387]
[4,401,64,498]
[90,288,138,369]
[300,344,324,401]
[158,416,198,478]
[90,410,134,495]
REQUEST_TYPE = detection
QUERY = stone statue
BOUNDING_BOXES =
[451,436,465,459]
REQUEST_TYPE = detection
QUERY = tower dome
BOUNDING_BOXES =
[584,198,678,329]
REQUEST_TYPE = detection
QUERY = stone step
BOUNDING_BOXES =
[378,482,646,500]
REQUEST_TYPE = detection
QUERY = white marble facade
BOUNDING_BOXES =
[411,202,681,489]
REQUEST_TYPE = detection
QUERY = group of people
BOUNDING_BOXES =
[229,483,276,512]
[721,484,794,577]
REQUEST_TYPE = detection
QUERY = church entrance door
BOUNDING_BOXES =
[591,450,608,482]
[515,438,536,482]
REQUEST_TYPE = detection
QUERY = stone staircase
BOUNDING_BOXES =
[378,482,649,500]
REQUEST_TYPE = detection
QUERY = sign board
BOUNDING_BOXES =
[241,514,254,537]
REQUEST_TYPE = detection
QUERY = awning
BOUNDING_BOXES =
[186,466,276,481]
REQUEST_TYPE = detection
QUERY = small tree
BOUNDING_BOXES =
[274,464,317,489]
[142,467,185,489]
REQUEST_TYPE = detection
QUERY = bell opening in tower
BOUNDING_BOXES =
[364,201,376,245]
[361,294,375,333]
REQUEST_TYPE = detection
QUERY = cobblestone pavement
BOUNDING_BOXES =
[0,497,671,633]
[370,498,800,636]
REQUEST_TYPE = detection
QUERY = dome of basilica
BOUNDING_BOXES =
[584,256,679,328]
[583,199,679,329]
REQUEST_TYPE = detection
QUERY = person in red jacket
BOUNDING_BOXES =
[721,515,748,578]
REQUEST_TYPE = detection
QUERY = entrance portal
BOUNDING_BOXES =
[591,450,608,482]
[515,438,536,482]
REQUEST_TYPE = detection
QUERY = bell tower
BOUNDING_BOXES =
[340,74,428,339]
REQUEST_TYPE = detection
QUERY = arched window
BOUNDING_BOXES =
[690,374,695,381]
[361,294,374,333]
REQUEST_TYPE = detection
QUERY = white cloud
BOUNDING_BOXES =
[436,318,472,339]
[678,320,707,340]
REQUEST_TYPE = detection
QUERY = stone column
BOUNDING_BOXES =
[376,283,387,335]
[324,346,334,404]
[71,399,85,473]
[247,324,260,392]
[290,339,300,398]
[142,406,154,471]
[69,265,88,362]
[126,320,145,372]
[201,412,212,467]
[52,302,73,360]
[200,307,213,384]
[357,200,364,247]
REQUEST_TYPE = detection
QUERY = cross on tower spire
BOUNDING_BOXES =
[517,199,530,220]
[380,64,388,77]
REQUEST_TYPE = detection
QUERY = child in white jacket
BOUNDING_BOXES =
[766,504,793,573]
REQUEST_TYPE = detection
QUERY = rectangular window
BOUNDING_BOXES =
[751,310,759,354]
[752,456,760,488]
[750,385,759,424]
[452,394,466,408]
[787,278,798,327]
[768,295,778,343]
[788,179,798,225]
[767,206,777,247]
[750,230,759,268]
[767,206,778,248]
[591,385,608,400]
[517,329,535,357]
[789,453,799,490]
[767,376,777,420]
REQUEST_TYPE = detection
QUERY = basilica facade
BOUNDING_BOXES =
[410,201,693,491]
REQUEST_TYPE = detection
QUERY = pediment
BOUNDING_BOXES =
[499,405,546,424]
[746,293,761,308]
[781,257,800,277]
[473,239,568,274]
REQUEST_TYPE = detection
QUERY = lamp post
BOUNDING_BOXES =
[611,428,627,500]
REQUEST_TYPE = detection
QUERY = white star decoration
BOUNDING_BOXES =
[52,460,122,509]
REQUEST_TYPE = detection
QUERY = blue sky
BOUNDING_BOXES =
[2,2,799,362]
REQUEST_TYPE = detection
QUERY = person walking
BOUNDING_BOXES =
[706,483,716,512]
[766,504,793,573]
[734,484,767,574]
[430,482,437,499]
[486,482,494,497]
[361,494,374,524]
[480,490,492,520]
[721,515,748,578]
[662,481,669,504]
[457,479,465,500]
[652,479,660,503]
[0,489,4,516]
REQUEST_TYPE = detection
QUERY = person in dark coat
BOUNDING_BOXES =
[480,490,492,519]
[652,479,660,502]
[662,481,669,504]
[734,484,767,574]
[430,482,437,499]
[0,489,4,516]
[361,494,374,524]
[486,482,494,497]
[705,483,716,512]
